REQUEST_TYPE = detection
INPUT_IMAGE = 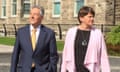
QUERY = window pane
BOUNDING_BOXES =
[13,0,16,2]
[76,0,80,1]
[54,0,60,2]
[2,0,6,17]
[24,0,30,1]
[2,0,6,5]
[12,4,16,15]
[76,0,84,14]
[23,0,30,14]
[54,2,60,15]
[23,0,30,15]
[3,7,6,16]
[24,3,30,14]
[12,0,17,15]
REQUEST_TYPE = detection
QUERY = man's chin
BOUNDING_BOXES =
[30,22,35,25]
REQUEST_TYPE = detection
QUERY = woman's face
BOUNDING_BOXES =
[80,13,94,26]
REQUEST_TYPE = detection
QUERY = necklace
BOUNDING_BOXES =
[81,30,90,46]
[82,40,87,46]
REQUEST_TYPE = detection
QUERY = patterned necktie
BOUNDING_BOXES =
[31,28,36,51]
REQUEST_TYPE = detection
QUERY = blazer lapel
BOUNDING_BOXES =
[34,25,47,54]
[84,28,98,65]
[24,25,33,53]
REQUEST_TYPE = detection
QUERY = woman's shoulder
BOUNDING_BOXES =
[65,26,77,36]
[68,26,77,32]
[91,27,101,32]
[91,27,103,35]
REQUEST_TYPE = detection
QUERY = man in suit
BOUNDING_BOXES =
[10,5,58,72]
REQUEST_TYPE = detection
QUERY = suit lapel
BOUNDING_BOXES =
[34,25,47,54]
[24,25,33,53]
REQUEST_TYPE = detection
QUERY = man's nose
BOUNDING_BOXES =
[31,16,34,19]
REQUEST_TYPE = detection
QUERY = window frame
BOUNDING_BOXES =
[1,0,7,18]
[52,0,61,17]
[74,0,84,17]
[23,0,30,17]
[11,0,17,17]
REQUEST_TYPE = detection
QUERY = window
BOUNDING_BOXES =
[23,0,30,16]
[1,0,6,17]
[11,0,17,16]
[53,0,61,17]
[74,0,84,17]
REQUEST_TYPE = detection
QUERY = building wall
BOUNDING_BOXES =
[0,0,119,25]
[41,0,79,24]
[116,0,120,24]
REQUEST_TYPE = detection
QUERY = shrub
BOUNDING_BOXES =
[106,25,120,46]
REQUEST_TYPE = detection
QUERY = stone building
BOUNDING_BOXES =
[0,0,119,25]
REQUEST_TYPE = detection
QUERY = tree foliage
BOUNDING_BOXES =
[106,26,120,45]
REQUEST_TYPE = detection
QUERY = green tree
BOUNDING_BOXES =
[106,26,120,45]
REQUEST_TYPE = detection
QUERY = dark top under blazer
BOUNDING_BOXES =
[10,24,58,72]
[75,29,90,72]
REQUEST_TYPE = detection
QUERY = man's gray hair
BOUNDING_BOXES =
[32,5,45,16]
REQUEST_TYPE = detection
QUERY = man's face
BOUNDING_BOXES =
[29,8,43,26]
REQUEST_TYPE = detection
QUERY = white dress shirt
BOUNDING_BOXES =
[30,24,41,44]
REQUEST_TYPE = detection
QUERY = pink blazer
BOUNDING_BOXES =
[61,26,110,72]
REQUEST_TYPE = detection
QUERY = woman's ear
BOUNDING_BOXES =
[79,17,83,22]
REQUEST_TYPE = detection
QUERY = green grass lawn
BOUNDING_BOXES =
[0,37,15,46]
[0,37,120,56]
[56,40,64,51]
[0,37,64,51]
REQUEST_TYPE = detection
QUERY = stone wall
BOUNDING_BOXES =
[0,0,119,25]
[116,0,120,24]
[41,0,79,24]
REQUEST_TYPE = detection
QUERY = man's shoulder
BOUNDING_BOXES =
[17,25,29,33]
[41,25,54,33]
[18,24,28,30]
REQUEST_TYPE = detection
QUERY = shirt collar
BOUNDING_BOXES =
[30,24,41,32]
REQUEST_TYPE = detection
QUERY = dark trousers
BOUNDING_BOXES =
[31,67,35,72]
